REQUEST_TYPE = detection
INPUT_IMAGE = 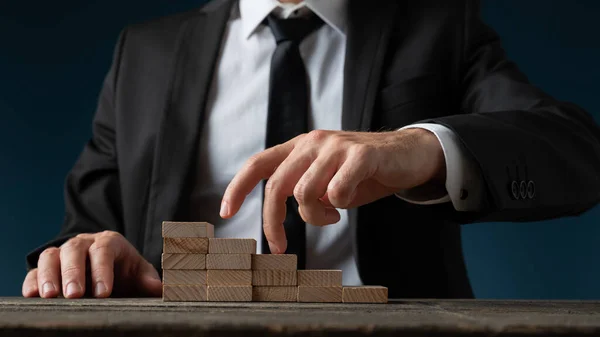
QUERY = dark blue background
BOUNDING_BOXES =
[1,1,598,298]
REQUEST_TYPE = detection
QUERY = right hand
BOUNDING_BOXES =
[22,231,162,298]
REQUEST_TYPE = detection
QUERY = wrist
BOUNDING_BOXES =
[407,128,446,186]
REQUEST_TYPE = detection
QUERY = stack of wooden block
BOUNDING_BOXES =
[161,221,387,303]
[252,253,298,301]
[161,221,213,301]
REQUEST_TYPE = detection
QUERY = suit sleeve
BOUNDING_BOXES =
[423,0,600,223]
[25,29,129,270]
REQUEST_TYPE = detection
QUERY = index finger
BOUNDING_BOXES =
[221,141,296,218]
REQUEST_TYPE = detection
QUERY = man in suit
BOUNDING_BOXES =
[22,0,600,299]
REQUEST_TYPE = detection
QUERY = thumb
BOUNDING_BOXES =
[136,261,162,297]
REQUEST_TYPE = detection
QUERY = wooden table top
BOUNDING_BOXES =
[1,297,600,336]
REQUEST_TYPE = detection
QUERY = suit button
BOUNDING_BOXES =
[527,180,536,199]
[519,181,527,199]
[511,181,520,199]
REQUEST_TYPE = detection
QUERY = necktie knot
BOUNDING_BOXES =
[266,14,324,45]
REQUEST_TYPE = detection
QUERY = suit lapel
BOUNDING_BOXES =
[341,1,398,131]
[143,0,234,261]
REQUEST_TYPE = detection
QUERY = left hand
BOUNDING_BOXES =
[220,128,446,254]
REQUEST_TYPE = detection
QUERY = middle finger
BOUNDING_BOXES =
[263,147,315,254]
[59,236,93,298]
[294,154,341,226]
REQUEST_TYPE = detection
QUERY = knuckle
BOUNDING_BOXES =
[307,130,328,143]
[245,154,264,171]
[91,265,112,279]
[40,247,60,259]
[264,179,280,195]
[100,230,121,240]
[88,240,115,257]
[350,144,371,158]
[293,182,309,204]
[61,264,83,279]
[262,219,277,233]
[328,184,350,204]
[37,267,57,281]
[329,133,344,144]
[61,238,85,251]
[75,233,93,240]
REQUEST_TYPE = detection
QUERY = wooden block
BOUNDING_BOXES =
[163,285,207,302]
[297,270,342,286]
[252,286,298,302]
[342,286,388,303]
[207,286,252,302]
[163,270,207,285]
[161,254,206,270]
[163,238,209,253]
[162,221,214,238]
[208,238,256,254]
[206,254,251,270]
[207,270,252,285]
[297,286,342,303]
[252,270,297,286]
[251,254,297,270]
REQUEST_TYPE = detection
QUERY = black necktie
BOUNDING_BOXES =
[262,14,324,269]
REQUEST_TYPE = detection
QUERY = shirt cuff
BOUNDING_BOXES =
[395,123,485,212]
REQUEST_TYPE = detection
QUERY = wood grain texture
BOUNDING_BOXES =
[206,254,251,270]
[297,270,342,286]
[207,270,252,285]
[208,238,256,254]
[252,270,297,286]
[4,298,600,337]
[207,286,252,302]
[163,238,209,253]
[297,286,342,303]
[163,270,207,285]
[342,286,388,303]
[162,222,214,238]
[161,254,206,270]
[252,287,298,302]
[163,285,207,302]
[251,254,297,270]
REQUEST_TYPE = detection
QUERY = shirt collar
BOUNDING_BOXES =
[239,0,347,39]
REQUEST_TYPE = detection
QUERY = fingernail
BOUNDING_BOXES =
[219,200,229,217]
[42,282,55,296]
[65,282,82,298]
[95,282,107,297]
[268,242,280,254]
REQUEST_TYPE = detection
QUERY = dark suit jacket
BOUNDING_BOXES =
[26,0,600,298]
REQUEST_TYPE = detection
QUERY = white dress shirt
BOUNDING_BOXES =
[190,0,484,286]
